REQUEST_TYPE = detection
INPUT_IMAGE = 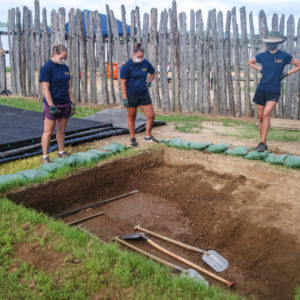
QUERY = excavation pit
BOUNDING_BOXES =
[7,148,300,300]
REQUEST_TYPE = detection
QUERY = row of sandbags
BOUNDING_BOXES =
[162,138,300,169]
[0,142,126,190]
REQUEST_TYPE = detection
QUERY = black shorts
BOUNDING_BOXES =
[127,93,152,107]
[253,89,280,106]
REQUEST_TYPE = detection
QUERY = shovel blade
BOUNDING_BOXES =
[202,250,228,272]
[121,233,145,240]
[180,269,209,286]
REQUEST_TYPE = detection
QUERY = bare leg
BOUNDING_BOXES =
[139,103,155,137]
[127,107,137,138]
[260,101,277,144]
[256,104,264,140]
[56,118,69,152]
[41,118,55,156]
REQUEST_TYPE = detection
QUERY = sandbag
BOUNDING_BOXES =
[264,153,288,165]
[225,146,251,157]
[205,143,230,154]
[17,169,49,180]
[72,152,100,163]
[87,149,111,158]
[189,142,211,151]
[283,155,300,168]
[39,162,65,173]
[52,156,86,167]
[0,173,26,186]
[167,138,190,149]
[99,142,125,153]
[245,150,269,160]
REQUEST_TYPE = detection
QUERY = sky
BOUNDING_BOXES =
[1,0,300,34]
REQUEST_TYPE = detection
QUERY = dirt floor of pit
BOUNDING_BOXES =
[6,149,300,300]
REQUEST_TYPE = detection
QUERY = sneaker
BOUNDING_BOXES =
[42,156,53,164]
[144,136,159,143]
[57,151,69,158]
[255,142,268,152]
[131,137,138,147]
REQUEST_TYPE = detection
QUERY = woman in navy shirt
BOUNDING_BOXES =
[120,43,157,147]
[39,44,76,163]
[248,31,300,152]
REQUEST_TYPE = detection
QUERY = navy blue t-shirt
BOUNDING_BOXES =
[39,60,71,104]
[120,59,155,96]
[256,50,293,93]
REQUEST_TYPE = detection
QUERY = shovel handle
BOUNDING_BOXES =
[146,238,235,288]
[135,225,208,255]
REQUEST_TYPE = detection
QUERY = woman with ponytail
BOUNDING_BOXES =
[39,44,76,163]
[120,43,158,147]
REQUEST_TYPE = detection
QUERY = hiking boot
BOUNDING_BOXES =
[57,151,69,158]
[255,142,268,152]
[42,156,53,164]
[144,136,159,143]
[131,137,138,147]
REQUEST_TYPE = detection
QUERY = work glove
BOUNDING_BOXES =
[146,81,152,88]
[71,102,76,116]
[123,99,129,107]
[280,72,289,81]
[50,105,60,117]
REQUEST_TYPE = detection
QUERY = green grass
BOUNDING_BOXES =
[0,197,243,299]
[0,96,103,119]
[295,287,300,300]
[175,122,204,133]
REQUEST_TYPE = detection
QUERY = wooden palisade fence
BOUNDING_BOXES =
[1,0,300,119]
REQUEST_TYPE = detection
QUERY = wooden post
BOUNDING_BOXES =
[15,7,22,94]
[249,12,258,95]
[110,9,122,103]
[231,7,241,116]
[23,6,31,96]
[50,9,58,49]
[94,10,109,104]
[179,12,189,112]
[259,10,268,52]
[278,14,285,117]
[285,15,295,118]
[272,13,279,31]
[57,7,66,45]
[106,5,116,104]
[85,11,97,103]
[295,18,300,119]
[217,11,227,115]
[29,10,36,97]
[170,0,180,112]
[225,10,235,116]
[196,9,204,112]
[142,13,150,59]
[76,9,87,103]
[41,8,50,66]
[0,37,5,92]
[149,8,160,108]
[135,6,141,43]
[7,9,16,94]
[203,10,211,114]
[158,9,170,111]
[240,7,251,117]
[34,0,42,97]
[121,5,129,62]
[130,10,135,55]
[189,10,196,111]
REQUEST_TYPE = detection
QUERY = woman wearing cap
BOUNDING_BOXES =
[39,44,76,163]
[248,31,300,152]
[120,43,157,147]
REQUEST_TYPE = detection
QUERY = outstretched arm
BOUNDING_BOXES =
[287,58,300,76]
[248,57,262,72]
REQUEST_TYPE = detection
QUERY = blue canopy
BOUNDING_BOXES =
[65,10,131,36]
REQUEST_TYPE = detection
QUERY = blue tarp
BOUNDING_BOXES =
[65,10,131,36]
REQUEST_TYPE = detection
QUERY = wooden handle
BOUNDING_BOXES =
[135,225,208,255]
[115,237,184,273]
[66,211,104,226]
[146,238,235,288]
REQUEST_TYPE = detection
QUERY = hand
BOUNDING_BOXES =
[70,102,76,116]
[146,81,151,88]
[50,105,60,117]
[123,99,129,107]
[280,72,289,81]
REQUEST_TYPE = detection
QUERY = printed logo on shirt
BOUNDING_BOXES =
[64,72,70,75]
[142,68,147,72]
[275,59,283,63]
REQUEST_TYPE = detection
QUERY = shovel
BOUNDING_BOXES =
[114,236,209,286]
[134,225,228,272]
[122,233,235,288]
